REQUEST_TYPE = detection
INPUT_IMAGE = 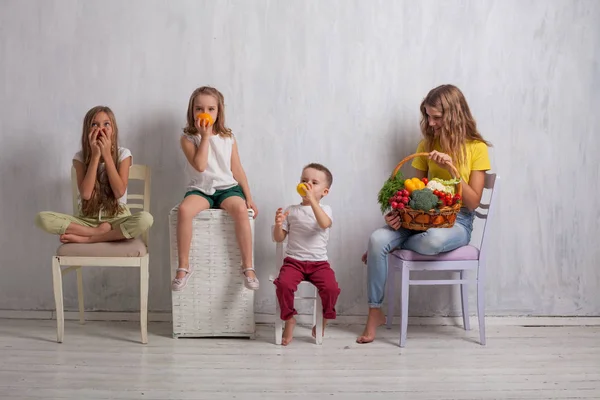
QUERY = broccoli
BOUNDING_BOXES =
[409,188,439,211]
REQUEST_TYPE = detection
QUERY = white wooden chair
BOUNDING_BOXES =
[271,226,323,345]
[51,165,151,344]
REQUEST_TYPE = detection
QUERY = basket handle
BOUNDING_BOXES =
[391,152,462,197]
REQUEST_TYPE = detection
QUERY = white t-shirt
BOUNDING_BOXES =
[73,146,132,205]
[281,204,333,262]
[183,134,238,195]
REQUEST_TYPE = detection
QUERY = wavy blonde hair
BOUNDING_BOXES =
[80,106,124,218]
[183,86,232,138]
[419,84,491,168]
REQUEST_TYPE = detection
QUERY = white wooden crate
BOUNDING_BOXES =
[169,207,255,338]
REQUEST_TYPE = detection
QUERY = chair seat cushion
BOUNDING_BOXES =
[392,245,479,261]
[56,238,147,257]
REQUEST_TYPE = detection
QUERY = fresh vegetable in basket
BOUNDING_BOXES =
[404,177,426,194]
[408,188,439,211]
[426,177,460,195]
[389,189,410,210]
[377,171,405,214]
[433,190,462,207]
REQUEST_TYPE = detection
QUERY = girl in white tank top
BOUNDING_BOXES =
[172,87,260,292]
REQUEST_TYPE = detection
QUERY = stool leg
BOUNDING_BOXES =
[460,270,470,331]
[315,293,323,345]
[386,266,396,329]
[400,265,409,347]
[52,257,64,343]
[76,267,85,325]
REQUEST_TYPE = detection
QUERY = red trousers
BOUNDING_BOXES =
[273,257,341,321]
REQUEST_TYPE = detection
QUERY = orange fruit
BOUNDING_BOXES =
[196,113,214,127]
[297,183,307,197]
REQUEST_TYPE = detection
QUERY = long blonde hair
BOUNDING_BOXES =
[183,86,232,138]
[419,84,491,167]
[80,106,123,217]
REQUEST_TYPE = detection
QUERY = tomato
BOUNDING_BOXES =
[391,202,399,209]
[421,178,428,185]
[396,191,403,197]
[402,189,409,197]
[402,197,409,204]
[398,202,405,209]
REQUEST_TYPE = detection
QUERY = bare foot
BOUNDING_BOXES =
[282,317,296,346]
[312,318,327,338]
[356,308,386,344]
[96,222,112,235]
[60,234,91,243]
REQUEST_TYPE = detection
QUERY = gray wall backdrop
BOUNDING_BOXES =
[1,0,599,317]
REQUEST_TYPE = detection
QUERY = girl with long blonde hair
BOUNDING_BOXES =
[357,85,492,344]
[36,106,153,243]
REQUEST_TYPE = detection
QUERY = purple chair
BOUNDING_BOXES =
[386,173,499,347]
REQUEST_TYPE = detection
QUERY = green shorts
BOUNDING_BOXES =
[184,185,246,209]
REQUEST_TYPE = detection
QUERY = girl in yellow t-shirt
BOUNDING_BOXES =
[357,84,492,344]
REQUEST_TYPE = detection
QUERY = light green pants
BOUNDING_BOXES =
[35,207,153,239]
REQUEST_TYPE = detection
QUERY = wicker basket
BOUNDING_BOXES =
[169,207,255,338]
[392,152,462,231]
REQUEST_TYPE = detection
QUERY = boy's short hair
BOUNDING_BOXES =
[303,163,333,188]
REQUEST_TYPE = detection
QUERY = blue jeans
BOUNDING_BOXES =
[366,209,475,308]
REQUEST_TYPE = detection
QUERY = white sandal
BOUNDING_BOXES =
[172,266,194,291]
[241,265,259,290]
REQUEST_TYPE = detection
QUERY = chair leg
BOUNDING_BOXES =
[140,256,149,344]
[386,267,395,329]
[477,278,486,345]
[275,300,283,345]
[315,294,323,345]
[460,270,470,331]
[399,265,410,347]
[52,257,64,343]
[312,288,318,327]
[76,267,85,325]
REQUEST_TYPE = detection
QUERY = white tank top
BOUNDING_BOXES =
[183,134,238,195]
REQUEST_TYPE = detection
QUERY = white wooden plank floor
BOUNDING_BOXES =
[0,319,599,399]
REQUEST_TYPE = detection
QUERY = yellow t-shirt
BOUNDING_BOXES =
[411,140,491,183]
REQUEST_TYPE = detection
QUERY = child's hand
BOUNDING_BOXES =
[275,208,289,226]
[195,117,211,139]
[97,129,112,158]
[89,128,101,159]
[246,199,259,219]
[302,182,318,204]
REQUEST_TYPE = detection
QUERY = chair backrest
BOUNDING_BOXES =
[70,164,152,244]
[474,173,500,266]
